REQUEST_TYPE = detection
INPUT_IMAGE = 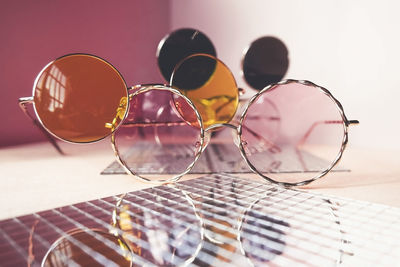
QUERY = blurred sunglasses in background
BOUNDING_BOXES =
[157,28,217,83]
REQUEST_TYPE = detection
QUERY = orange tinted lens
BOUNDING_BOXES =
[33,54,128,143]
[170,54,238,128]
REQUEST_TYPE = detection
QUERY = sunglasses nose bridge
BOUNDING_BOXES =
[205,123,238,132]
[204,123,240,146]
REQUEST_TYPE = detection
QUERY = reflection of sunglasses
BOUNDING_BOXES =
[19,53,358,186]
[42,228,133,266]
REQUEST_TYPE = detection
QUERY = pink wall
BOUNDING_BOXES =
[0,0,170,147]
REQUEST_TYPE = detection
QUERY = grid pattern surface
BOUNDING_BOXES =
[102,143,348,175]
[1,174,399,266]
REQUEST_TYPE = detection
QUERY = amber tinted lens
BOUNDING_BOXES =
[241,81,345,184]
[33,54,128,143]
[170,54,239,128]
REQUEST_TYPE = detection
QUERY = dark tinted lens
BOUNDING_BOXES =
[157,28,216,82]
[243,36,289,90]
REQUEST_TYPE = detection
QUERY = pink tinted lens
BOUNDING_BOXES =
[114,88,203,181]
[241,81,345,184]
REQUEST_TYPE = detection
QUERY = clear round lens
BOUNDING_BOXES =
[240,81,346,185]
[113,87,203,182]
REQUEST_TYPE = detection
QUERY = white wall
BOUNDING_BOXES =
[171,0,400,150]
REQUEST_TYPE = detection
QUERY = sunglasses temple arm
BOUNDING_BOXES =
[348,120,360,125]
[241,124,281,153]
[296,120,357,148]
[119,121,190,128]
[18,97,65,155]
[295,146,309,172]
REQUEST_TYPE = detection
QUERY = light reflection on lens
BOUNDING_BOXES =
[34,54,128,143]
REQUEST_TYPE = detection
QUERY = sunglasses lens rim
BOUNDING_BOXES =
[239,80,348,186]
[112,85,205,184]
[32,53,128,143]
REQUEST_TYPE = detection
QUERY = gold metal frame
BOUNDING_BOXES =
[19,96,65,154]
[18,53,130,153]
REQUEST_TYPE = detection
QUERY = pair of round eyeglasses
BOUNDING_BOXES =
[110,54,359,186]
[19,53,358,187]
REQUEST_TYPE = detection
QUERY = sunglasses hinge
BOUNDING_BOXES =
[347,120,360,126]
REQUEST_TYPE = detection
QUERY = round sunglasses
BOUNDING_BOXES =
[111,54,358,186]
[19,53,358,186]
[19,54,129,145]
